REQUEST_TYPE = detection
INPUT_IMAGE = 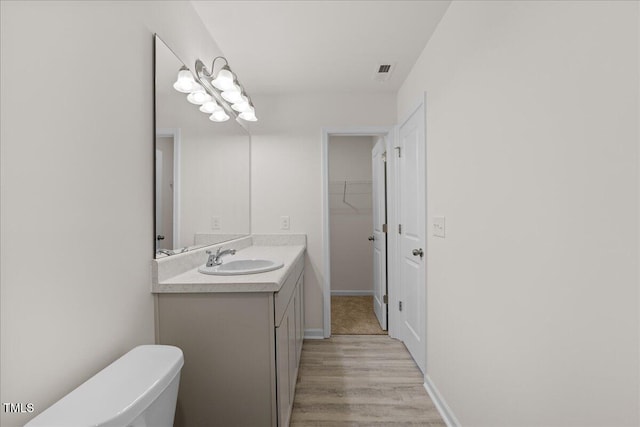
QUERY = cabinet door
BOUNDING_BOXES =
[295,275,304,363]
[287,297,297,409]
[276,299,295,427]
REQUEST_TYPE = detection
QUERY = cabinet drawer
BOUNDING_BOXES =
[274,256,304,327]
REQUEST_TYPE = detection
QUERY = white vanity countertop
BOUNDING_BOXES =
[152,244,305,293]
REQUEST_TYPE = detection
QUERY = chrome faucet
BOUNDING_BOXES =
[156,247,189,257]
[206,248,236,267]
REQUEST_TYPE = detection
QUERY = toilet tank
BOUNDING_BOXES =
[25,345,184,427]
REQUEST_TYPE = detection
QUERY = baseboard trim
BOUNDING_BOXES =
[304,329,324,339]
[423,375,460,427]
[330,290,374,296]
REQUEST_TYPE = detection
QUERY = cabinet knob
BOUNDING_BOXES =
[368,235,375,241]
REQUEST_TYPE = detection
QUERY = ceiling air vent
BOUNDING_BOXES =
[373,62,395,82]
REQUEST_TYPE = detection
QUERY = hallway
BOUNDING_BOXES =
[290,336,445,426]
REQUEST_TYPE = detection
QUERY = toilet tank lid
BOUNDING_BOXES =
[25,345,184,427]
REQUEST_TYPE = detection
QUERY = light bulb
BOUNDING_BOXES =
[173,67,196,93]
[199,101,222,114]
[209,110,230,122]
[211,67,235,91]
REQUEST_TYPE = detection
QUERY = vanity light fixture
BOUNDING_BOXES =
[172,57,257,123]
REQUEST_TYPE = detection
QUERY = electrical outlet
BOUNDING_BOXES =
[280,216,290,230]
[433,216,445,238]
[211,216,221,230]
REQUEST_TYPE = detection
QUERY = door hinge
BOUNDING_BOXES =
[382,152,387,162]
[382,223,388,233]
[394,146,401,157]
[398,224,402,234]
[383,295,388,304]
[399,301,403,311]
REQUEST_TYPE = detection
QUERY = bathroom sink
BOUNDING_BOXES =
[198,259,284,275]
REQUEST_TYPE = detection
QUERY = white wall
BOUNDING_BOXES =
[329,135,374,294]
[397,1,640,426]
[0,2,226,425]
[250,93,396,334]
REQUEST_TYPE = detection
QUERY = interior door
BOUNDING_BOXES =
[398,103,426,373]
[371,137,388,330]
[155,149,164,251]
[155,136,175,250]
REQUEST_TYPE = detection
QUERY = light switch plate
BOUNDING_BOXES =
[280,216,290,230]
[433,216,445,238]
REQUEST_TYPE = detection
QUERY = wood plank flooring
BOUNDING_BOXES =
[290,335,445,426]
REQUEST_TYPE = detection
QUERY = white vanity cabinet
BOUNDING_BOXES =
[155,249,304,427]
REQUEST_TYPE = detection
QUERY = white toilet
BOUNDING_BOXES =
[25,345,184,427]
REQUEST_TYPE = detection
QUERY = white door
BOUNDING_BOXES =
[371,137,387,330]
[398,103,426,372]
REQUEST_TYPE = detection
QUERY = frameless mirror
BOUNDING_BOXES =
[154,35,250,258]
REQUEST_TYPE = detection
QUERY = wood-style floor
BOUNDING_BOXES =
[290,335,446,426]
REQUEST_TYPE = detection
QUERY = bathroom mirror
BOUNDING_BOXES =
[154,35,250,257]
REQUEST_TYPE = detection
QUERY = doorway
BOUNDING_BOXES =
[322,127,395,338]
[327,135,386,335]
[321,106,426,372]
[155,128,181,253]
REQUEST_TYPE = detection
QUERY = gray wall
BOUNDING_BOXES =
[0,2,226,425]
[398,1,640,425]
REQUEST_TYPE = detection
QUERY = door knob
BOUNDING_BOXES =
[412,248,424,258]
[157,235,165,241]
[368,235,375,241]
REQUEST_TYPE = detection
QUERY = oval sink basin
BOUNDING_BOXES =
[198,259,284,276]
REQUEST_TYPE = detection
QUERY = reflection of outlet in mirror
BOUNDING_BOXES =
[433,216,445,238]
[211,216,221,230]
[280,216,290,230]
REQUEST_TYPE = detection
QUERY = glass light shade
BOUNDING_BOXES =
[232,98,252,113]
[199,100,222,114]
[221,86,243,103]
[211,67,235,91]
[186,85,212,105]
[209,110,230,122]
[173,67,196,93]
[238,109,257,122]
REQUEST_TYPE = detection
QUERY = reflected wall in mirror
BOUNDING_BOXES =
[154,35,250,258]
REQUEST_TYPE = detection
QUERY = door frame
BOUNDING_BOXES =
[156,127,181,249]
[321,126,396,338]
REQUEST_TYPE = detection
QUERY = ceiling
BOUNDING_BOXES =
[191,1,451,95]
